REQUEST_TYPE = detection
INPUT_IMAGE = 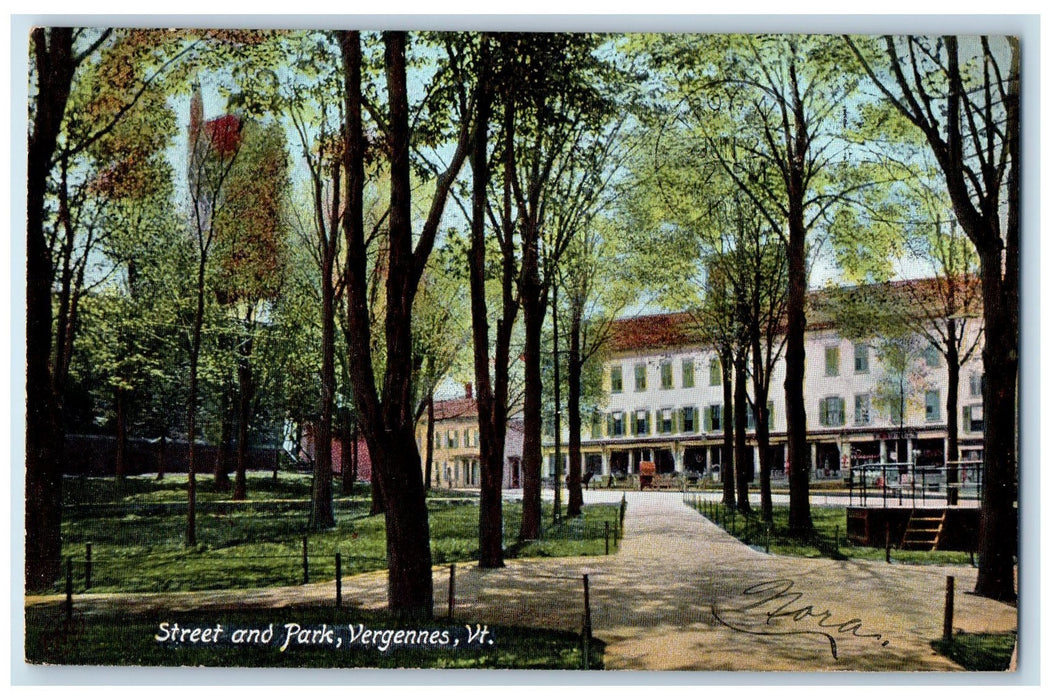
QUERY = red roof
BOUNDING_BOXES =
[608,312,704,354]
[431,398,478,422]
[610,277,983,354]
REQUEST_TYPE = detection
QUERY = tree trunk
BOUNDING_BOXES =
[751,317,774,523]
[720,349,735,507]
[234,336,253,502]
[974,249,1018,602]
[369,467,385,515]
[566,301,584,518]
[214,381,233,491]
[552,281,562,522]
[784,204,811,533]
[945,331,961,506]
[115,387,129,485]
[424,392,435,491]
[755,396,773,523]
[733,350,752,513]
[519,280,545,540]
[185,256,207,547]
[469,40,508,568]
[311,250,337,528]
[370,429,434,619]
[784,62,812,534]
[156,433,168,480]
[26,27,75,592]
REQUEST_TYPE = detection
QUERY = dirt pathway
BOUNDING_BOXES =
[26,491,1016,671]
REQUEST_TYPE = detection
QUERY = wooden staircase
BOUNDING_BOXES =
[900,509,947,551]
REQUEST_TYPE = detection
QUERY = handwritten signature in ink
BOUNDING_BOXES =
[711,578,890,659]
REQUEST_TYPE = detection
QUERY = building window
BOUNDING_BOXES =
[825,346,840,377]
[681,406,696,433]
[447,429,459,449]
[709,358,721,386]
[658,408,674,434]
[854,393,871,425]
[591,411,602,438]
[742,403,774,431]
[660,360,673,389]
[472,429,479,447]
[682,359,695,388]
[610,365,623,393]
[925,390,941,422]
[923,343,941,367]
[970,372,984,398]
[819,396,845,427]
[610,411,625,437]
[963,404,984,433]
[634,409,650,435]
[634,363,647,392]
[705,404,723,432]
[854,344,870,374]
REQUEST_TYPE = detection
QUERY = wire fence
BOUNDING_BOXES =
[684,494,846,560]
[37,498,622,596]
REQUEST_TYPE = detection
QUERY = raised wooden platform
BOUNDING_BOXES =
[846,506,980,551]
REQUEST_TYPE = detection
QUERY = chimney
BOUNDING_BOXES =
[464,382,473,399]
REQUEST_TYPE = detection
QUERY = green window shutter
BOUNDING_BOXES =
[767,402,774,429]
[819,398,827,426]
[673,409,680,434]
[963,405,971,432]
[704,406,712,432]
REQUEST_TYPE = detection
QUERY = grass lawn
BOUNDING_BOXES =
[52,475,620,595]
[931,633,1016,671]
[25,603,604,669]
[693,501,973,565]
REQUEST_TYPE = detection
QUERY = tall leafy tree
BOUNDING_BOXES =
[493,33,618,540]
[339,30,475,617]
[211,119,290,500]
[465,32,517,567]
[184,84,244,545]
[846,35,1018,602]
[558,218,633,517]
[25,27,198,588]
[648,34,863,531]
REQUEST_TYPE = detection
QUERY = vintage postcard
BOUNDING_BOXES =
[17,17,1030,680]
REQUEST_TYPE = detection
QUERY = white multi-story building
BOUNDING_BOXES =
[549,284,985,482]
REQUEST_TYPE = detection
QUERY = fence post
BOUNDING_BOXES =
[604,521,610,556]
[885,522,891,563]
[65,557,73,622]
[942,575,955,643]
[335,552,342,608]
[447,563,456,619]
[302,536,309,584]
[834,525,840,555]
[581,573,592,670]
[85,543,93,591]
[765,524,771,554]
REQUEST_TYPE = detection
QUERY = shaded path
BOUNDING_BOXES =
[27,491,1015,671]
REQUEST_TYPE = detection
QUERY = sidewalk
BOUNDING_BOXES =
[26,491,1016,671]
